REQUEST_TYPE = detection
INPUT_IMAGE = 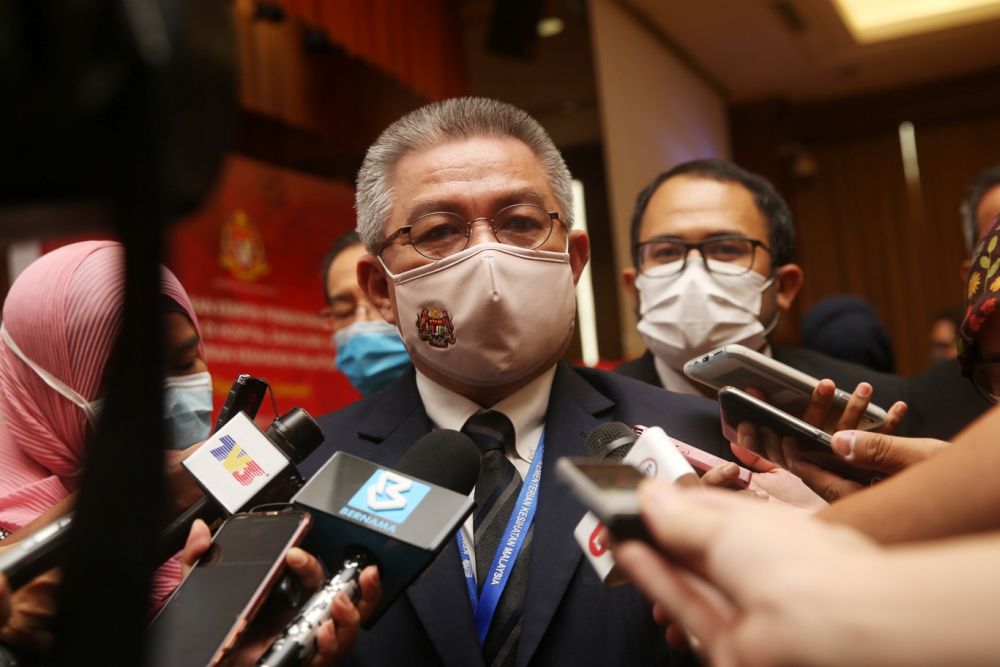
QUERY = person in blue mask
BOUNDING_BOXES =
[320,231,411,396]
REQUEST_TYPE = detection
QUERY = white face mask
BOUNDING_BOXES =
[635,259,778,370]
[381,242,577,388]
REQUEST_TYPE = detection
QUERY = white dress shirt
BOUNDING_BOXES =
[415,365,556,578]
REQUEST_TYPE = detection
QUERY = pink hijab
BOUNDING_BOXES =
[0,241,202,600]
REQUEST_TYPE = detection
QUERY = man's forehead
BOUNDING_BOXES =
[388,136,555,216]
[640,175,767,242]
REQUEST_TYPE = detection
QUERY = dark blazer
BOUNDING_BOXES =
[299,362,731,667]
[617,347,990,440]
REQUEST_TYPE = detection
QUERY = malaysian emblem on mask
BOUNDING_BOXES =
[416,307,456,349]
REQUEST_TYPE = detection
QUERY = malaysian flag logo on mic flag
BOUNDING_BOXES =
[210,435,265,486]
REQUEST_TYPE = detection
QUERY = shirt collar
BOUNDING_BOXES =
[415,366,557,462]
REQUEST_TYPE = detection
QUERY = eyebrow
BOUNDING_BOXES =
[403,189,549,224]
[173,334,201,354]
[642,232,757,243]
[328,292,359,305]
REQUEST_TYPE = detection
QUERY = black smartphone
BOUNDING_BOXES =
[213,374,269,433]
[718,386,879,485]
[555,458,652,543]
[146,510,312,667]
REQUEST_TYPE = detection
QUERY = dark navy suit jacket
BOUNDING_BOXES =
[299,362,731,667]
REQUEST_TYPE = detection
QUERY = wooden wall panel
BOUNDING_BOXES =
[733,70,1000,375]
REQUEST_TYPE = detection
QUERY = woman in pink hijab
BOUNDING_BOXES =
[0,240,211,606]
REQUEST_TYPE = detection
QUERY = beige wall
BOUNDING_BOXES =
[589,0,730,357]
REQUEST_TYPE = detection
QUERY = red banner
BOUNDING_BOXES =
[44,155,363,423]
[169,155,361,420]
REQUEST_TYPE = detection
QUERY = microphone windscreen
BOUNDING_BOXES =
[266,408,324,464]
[397,429,481,495]
[585,421,636,461]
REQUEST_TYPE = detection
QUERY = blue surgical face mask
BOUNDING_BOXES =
[163,371,213,449]
[334,320,410,396]
[2,322,213,449]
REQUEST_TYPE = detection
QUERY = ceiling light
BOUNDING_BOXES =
[833,0,1000,43]
[537,17,564,38]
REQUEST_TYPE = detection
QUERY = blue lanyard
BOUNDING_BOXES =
[457,432,544,644]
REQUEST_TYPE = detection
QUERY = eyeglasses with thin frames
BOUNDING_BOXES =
[635,235,771,277]
[377,203,563,261]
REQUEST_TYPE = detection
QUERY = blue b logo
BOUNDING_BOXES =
[347,469,431,525]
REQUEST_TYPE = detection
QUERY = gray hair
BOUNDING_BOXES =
[961,165,1000,255]
[355,97,574,252]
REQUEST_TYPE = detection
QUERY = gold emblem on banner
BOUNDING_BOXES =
[219,210,270,281]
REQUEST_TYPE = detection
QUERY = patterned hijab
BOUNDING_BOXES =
[0,241,202,532]
[959,214,1000,374]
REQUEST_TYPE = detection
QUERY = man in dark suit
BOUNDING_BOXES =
[617,159,989,440]
[299,98,729,666]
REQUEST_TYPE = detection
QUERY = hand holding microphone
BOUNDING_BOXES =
[567,422,749,586]
[173,519,381,667]
[156,428,479,667]
[255,429,480,666]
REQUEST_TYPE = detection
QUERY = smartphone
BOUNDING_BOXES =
[146,510,312,667]
[556,458,651,543]
[214,374,269,433]
[718,386,879,485]
[684,344,888,431]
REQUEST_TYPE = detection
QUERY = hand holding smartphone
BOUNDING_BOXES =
[557,459,652,544]
[718,386,880,485]
[684,344,889,431]
[147,510,312,667]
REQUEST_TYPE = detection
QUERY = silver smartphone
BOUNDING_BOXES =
[556,458,653,543]
[718,386,879,485]
[684,344,888,431]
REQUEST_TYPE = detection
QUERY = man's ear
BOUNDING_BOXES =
[774,263,804,312]
[568,230,591,284]
[358,255,397,325]
[622,266,639,313]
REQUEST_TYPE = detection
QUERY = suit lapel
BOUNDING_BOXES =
[367,365,616,666]
[517,363,614,666]
[369,372,483,666]
[406,538,485,666]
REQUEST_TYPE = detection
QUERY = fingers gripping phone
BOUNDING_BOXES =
[718,386,880,485]
[146,510,311,667]
[684,344,888,431]
[556,459,652,544]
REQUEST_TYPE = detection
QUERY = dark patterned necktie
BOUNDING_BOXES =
[461,411,533,667]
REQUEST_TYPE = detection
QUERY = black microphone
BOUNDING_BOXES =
[157,407,324,562]
[0,408,323,591]
[584,421,637,461]
[255,429,480,667]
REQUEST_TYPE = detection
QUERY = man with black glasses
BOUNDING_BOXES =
[617,159,987,441]
[299,98,730,667]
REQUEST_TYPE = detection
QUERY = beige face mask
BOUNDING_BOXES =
[380,243,577,388]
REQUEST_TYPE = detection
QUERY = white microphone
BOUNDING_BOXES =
[572,423,699,587]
